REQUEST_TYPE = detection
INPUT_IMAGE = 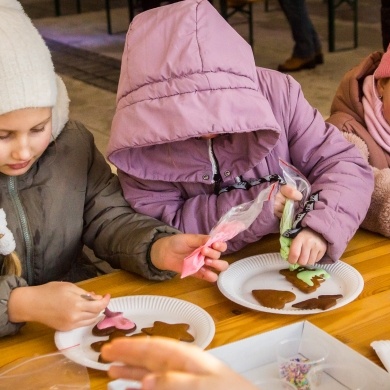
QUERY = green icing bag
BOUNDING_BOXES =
[280,198,299,271]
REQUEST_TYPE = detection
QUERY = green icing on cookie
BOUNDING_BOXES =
[297,269,330,286]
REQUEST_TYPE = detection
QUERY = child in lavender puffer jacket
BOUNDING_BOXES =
[108,0,374,267]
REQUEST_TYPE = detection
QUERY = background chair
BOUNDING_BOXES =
[262,0,358,52]
[53,0,134,34]
[327,0,358,52]
[105,0,134,34]
[219,0,267,47]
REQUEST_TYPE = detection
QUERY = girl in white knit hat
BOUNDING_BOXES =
[0,0,227,337]
[327,44,390,238]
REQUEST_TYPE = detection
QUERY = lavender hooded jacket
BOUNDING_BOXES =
[107,0,374,260]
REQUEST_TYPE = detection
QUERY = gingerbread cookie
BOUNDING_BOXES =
[279,267,330,293]
[318,294,343,300]
[292,294,343,310]
[90,329,130,352]
[252,289,296,309]
[141,321,194,342]
[92,308,136,336]
[91,340,107,353]
[98,354,111,364]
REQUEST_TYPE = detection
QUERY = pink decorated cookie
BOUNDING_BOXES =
[92,308,136,336]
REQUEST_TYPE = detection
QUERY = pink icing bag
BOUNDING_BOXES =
[181,221,245,278]
[181,183,276,278]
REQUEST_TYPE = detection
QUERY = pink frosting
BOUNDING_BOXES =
[96,308,135,330]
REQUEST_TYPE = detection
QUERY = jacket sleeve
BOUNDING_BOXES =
[327,112,390,169]
[337,131,390,238]
[117,171,279,254]
[0,275,28,337]
[75,123,179,280]
[284,76,374,261]
[361,167,390,237]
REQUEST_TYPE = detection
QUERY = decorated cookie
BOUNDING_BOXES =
[279,267,330,293]
[92,307,136,336]
[252,289,296,309]
[292,294,343,310]
[141,321,195,342]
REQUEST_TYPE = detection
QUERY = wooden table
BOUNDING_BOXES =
[1,229,390,389]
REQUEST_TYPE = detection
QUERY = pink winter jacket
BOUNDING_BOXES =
[326,50,390,237]
[107,0,374,261]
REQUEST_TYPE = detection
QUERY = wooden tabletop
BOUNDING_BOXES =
[1,229,390,389]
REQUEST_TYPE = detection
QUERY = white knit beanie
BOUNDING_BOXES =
[0,209,15,256]
[0,0,69,139]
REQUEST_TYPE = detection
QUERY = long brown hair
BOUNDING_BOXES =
[0,235,22,277]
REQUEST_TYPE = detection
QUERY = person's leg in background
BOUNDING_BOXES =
[381,0,390,51]
[141,0,161,11]
[277,0,323,72]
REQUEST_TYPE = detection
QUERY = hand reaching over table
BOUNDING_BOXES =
[150,234,228,283]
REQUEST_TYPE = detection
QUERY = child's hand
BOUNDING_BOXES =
[8,282,110,331]
[274,184,303,219]
[151,234,228,283]
[288,228,327,266]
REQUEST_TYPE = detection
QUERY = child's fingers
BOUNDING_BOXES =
[201,245,224,260]
[204,259,229,272]
[194,267,218,283]
[280,185,303,201]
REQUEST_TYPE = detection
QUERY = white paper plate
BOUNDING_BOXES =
[217,253,364,315]
[55,295,215,370]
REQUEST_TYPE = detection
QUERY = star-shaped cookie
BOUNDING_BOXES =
[141,321,195,342]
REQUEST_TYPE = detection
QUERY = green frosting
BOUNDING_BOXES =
[297,269,330,286]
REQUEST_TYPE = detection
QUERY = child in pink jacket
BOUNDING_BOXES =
[327,44,390,237]
[108,0,374,267]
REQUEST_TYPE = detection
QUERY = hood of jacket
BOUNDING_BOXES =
[107,0,280,179]
[327,50,390,169]
[330,51,383,125]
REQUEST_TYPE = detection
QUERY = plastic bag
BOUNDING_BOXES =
[181,182,278,278]
[0,351,90,390]
[279,159,310,268]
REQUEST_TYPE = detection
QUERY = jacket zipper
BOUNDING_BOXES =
[8,176,33,284]
[207,139,223,194]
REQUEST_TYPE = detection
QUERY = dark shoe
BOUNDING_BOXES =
[277,56,316,72]
[315,52,324,65]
